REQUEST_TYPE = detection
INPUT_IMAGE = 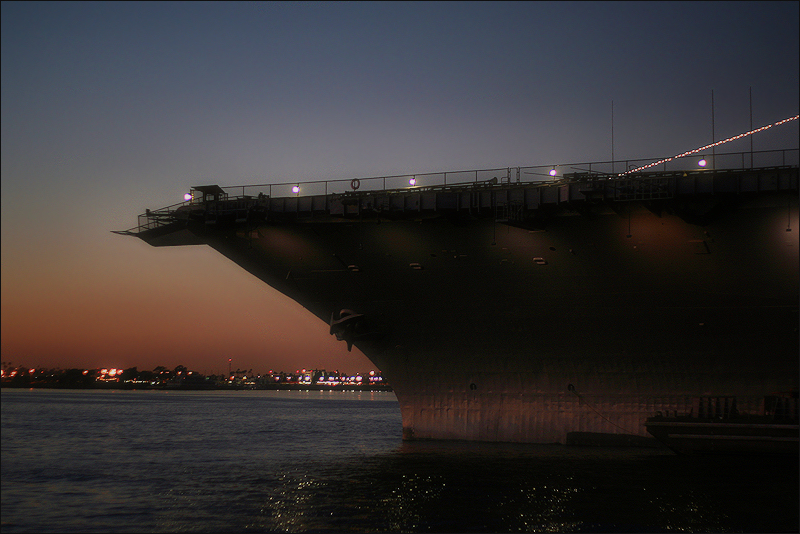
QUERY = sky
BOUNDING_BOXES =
[2,1,798,375]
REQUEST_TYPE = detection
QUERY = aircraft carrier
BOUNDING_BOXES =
[117,152,799,445]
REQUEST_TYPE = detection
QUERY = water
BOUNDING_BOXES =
[2,389,797,533]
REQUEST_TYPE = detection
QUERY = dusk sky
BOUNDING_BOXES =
[2,1,798,375]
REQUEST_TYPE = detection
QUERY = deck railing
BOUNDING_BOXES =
[217,148,798,200]
[117,148,797,235]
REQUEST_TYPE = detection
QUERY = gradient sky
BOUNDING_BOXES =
[2,1,798,375]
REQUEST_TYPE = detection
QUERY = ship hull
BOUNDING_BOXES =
[129,171,799,444]
[201,199,797,444]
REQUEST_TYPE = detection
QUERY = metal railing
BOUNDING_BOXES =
[217,148,798,200]
[118,148,797,235]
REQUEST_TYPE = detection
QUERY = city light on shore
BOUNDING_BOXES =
[1,363,389,391]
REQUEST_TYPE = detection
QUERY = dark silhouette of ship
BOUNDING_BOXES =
[117,153,798,446]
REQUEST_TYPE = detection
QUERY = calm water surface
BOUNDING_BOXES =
[1,389,797,533]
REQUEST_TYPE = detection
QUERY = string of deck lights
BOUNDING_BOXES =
[620,115,799,175]
[180,114,796,200]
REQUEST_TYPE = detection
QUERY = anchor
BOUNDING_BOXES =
[329,309,365,351]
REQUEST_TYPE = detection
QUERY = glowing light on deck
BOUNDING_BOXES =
[292,185,300,194]
[184,193,192,201]
[698,159,707,167]
[409,177,417,186]
[621,115,799,175]
[549,168,557,176]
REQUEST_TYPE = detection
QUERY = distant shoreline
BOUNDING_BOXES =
[1,382,393,392]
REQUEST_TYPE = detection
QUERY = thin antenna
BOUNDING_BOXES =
[711,89,715,169]
[749,87,753,168]
[611,100,615,175]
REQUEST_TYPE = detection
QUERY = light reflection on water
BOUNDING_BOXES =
[2,389,797,533]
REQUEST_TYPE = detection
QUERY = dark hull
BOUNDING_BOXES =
[129,169,800,444]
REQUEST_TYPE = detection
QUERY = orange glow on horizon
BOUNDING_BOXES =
[1,244,371,373]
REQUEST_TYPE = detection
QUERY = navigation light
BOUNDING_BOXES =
[549,168,557,177]
[184,193,192,201]
[698,159,707,167]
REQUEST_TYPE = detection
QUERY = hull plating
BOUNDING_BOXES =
[185,195,798,444]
